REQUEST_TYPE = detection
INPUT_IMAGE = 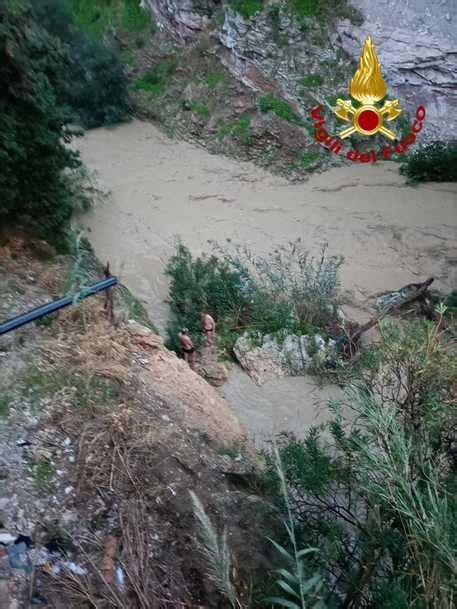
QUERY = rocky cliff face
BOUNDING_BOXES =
[339,0,456,141]
[143,0,456,141]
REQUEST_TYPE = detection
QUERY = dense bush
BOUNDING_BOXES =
[263,316,457,607]
[258,93,304,125]
[287,0,363,23]
[134,59,177,96]
[31,0,130,128]
[0,0,84,246]
[165,243,248,352]
[71,0,152,35]
[400,142,457,183]
[229,0,264,18]
[165,241,342,354]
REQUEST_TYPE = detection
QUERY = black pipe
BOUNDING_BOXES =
[0,277,118,335]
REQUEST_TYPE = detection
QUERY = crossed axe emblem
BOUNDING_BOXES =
[335,98,402,140]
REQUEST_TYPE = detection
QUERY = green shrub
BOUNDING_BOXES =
[263,317,457,607]
[229,0,264,18]
[165,241,343,355]
[400,142,457,183]
[287,0,363,24]
[31,0,129,129]
[165,242,248,353]
[217,114,253,144]
[192,100,211,120]
[206,66,225,89]
[0,0,86,246]
[70,0,152,35]
[301,74,324,88]
[258,93,304,125]
[300,149,319,167]
[231,113,253,144]
[121,0,152,32]
[134,59,177,95]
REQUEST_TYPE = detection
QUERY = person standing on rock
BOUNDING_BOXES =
[201,312,216,347]
[178,328,196,369]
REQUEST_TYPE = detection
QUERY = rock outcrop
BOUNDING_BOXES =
[143,0,456,141]
[234,331,335,385]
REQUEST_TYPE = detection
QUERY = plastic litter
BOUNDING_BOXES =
[63,561,88,576]
[8,541,32,572]
[115,566,125,591]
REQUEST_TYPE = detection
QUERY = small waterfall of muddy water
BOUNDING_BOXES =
[77,120,457,442]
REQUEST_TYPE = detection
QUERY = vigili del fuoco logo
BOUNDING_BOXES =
[310,36,426,163]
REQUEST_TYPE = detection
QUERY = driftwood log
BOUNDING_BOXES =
[339,277,435,357]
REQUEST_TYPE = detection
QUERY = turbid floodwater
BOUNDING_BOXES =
[77,119,457,440]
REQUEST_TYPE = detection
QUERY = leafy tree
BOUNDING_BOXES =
[30,0,129,128]
[0,0,83,244]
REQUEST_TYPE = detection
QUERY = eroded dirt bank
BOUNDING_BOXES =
[77,119,457,436]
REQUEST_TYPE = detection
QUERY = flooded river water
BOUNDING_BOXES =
[77,119,457,440]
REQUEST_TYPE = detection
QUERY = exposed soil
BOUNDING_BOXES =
[0,237,267,608]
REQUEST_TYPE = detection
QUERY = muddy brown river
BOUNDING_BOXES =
[77,119,457,441]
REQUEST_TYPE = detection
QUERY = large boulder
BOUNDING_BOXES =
[234,332,335,385]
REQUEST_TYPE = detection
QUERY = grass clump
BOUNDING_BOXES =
[229,0,264,18]
[31,457,56,494]
[134,59,177,95]
[258,93,304,126]
[400,142,457,183]
[206,66,225,89]
[301,74,324,88]
[192,100,211,120]
[287,0,363,24]
[217,114,253,145]
[300,149,319,168]
[71,0,152,35]
[190,492,239,607]
[18,365,120,412]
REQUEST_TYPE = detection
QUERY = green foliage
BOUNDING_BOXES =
[217,114,253,144]
[165,242,247,353]
[267,445,326,609]
[31,0,130,128]
[300,150,319,168]
[19,363,120,411]
[263,317,457,607]
[192,100,211,120]
[71,0,152,35]
[229,0,264,18]
[258,93,304,126]
[31,457,56,494]
[134,59,177,95]
[231,113,252,144]
[0,0,84,245]
[301,74,324,88]
[165,241,342,356]
[206,66,225,89]
[400,142,457,183]
[287,0,363,24]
